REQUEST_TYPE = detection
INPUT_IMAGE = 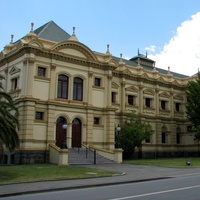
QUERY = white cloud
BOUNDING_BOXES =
[148,12,200,76]
[145,45,157,52]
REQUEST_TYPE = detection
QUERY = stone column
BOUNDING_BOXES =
[138,85,143,114]
[170,91,174,117]
[106,73,112,107]
[87,71,93,105]
[46,104,56,148]
[155,88,160,116]
[121,80,126,112]
[67,123,72,148]
[49,64,56,99]
[23,57,35,96]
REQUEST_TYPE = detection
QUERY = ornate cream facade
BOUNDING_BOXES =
[0,21,198,164]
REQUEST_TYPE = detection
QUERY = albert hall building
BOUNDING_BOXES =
[0,21,197,164]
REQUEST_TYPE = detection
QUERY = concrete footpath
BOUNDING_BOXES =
[1,164,200,197]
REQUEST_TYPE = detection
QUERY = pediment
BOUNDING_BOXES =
[174,94,184,100]
[172,80,179,85]
[29,40,44,48]
[159,92,170,98]
[157,77,165,83]
[52,41,98,61]
[143,89,154,95]
[9,66,20,75]
[125,86,138,92]
[112,82,119,89]
[123,69,132,75]
[141,73,150,79]
[108,59,118,67]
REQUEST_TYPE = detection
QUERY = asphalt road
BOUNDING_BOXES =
[1,173,200,200]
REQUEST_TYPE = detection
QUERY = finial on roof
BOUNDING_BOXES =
[72,27,76,36]
[10,34,14,43]
[138,48,139,56]
[168,66,170,71]
[106,44,110,54]
[31,22,34,32]
[146,50,147,58]
[120,53,122,59]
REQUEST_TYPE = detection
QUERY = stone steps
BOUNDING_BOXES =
[68,148,116,165]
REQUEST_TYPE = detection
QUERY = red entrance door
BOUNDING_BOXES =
[56,117,67,148]
[72,118,82,147]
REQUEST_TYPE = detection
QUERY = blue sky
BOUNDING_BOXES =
[1,0,200,76]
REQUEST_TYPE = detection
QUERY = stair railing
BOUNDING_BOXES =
[82,143,96,164]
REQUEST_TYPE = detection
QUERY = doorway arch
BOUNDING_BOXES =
[72,118,82,147]
[56,116,67,148]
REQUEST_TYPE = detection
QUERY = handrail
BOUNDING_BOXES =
[81,143,96,164]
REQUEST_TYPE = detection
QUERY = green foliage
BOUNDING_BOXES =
[117,112,151,159]
[0,74,19,153]
[186,73,200,141]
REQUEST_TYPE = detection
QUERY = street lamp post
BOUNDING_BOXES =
[116,124,121,148]
[61,124,68,149]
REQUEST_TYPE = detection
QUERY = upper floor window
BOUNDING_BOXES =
[38,67,46,77]
[112,92,117,103]
[128,95,134,105]
[57,75,68,99]
[11,78,18,90]
[94,78,101,87]
[145,98,151,108]
[73,77,83,101]
[161,100,166,110]
[175,102,180,112]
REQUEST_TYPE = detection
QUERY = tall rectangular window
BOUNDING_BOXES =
[176,133,180,144]
[57,75,68,99]
[145,98,151,107]
[73,77,83,101]
[112,92,117,103]
[128,95,134,105]
[11,78,18,90]
[175,102,180,112]
[161,100,166,110]
[162,132,166,143]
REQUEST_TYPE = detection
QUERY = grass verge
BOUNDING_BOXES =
[0,164,120,184]
[124,157,200,167]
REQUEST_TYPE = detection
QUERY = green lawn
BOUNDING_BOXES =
[124,157,200,167]
[0,164,120,184]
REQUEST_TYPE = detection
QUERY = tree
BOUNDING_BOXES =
[116,112,151,159]
[0,74,19,162]
[186,73,200,142]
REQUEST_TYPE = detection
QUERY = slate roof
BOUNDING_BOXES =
[113,56,189,78]
[34,21,71,42]
[32,21,189,78]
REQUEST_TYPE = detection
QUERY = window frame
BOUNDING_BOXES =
[94,117,100,125]
[57,74,69,99]
[73,77,83,101]
[145,98,151,108]
[37,67,46,77]
[94,77,101,87]
[35,111,44,120]
[128,95,134,105]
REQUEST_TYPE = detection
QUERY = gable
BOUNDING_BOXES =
[52,41,97,61]
[9,66,20,75]
[125,86,138,92]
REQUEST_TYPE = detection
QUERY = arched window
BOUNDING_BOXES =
[57,75,68,99]
[73,77,83,101]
